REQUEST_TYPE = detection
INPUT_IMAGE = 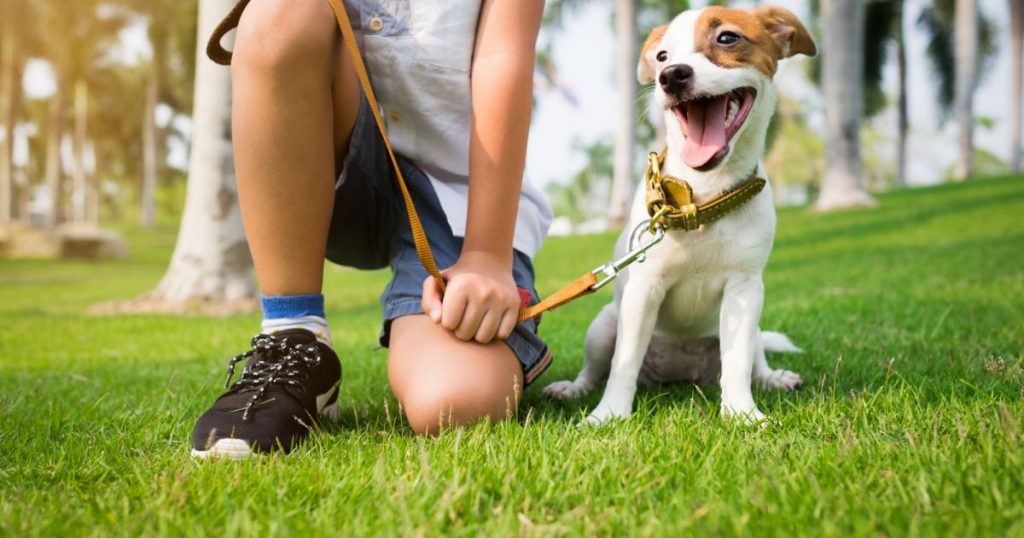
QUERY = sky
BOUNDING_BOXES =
[526,0,1017,188]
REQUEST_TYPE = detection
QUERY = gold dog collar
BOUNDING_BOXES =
[644,147,766,232]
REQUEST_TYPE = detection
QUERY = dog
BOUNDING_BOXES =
[543,6,817,425]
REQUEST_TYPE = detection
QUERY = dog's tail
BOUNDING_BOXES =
[762,331,803,353]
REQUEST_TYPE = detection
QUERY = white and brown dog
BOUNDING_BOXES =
[543,6,817,424]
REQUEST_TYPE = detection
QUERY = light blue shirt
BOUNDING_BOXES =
[345,0,553,257]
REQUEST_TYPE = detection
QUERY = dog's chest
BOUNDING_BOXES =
[649,213,772,336]
[655,233,732,333]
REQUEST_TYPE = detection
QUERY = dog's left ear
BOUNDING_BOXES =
[637,24,669,84]
[753,6,817,59]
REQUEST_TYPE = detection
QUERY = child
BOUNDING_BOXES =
[191,0,552,458]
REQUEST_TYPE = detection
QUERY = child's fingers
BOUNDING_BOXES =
[473,309,503,344]
[441,286,469,333]
[453,299,484,341]
[496,308,517,340]
[421,276,444,323]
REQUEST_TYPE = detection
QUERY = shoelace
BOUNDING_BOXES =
[223,334,323,421]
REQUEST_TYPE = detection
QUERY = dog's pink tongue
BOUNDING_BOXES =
[682,96,728,169]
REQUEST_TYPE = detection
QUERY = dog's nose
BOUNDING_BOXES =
[659,64,694,94]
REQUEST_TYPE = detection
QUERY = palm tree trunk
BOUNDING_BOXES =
[71,78,89,222]
[147,0,255,304]
[895,1,908,187]
[87,141,99,225]
[141,68,158,228]
[80,81,100,225]
[814,0,874,211]
[608,0,637,229]
[1011,0,1022,174]
[44,84,64,228]
[0,31,14,223]
[952,0,978,181]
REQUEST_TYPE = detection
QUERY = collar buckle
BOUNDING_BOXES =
[677,203,699,231]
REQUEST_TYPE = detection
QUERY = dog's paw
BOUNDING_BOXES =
[581,402,632,426]
[755,369,802,391]
[542,380,591,401]
[720,404,769,427]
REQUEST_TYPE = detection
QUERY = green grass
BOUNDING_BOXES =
[2,176,1023,536]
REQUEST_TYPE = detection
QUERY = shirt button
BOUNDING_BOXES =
[368,17,383,32]
[389,110,401,123]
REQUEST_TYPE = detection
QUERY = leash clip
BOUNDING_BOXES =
[590,221,667,291]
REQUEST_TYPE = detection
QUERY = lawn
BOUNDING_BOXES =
[2,176,1023,536]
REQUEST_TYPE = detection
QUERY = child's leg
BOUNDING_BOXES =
[388,315,524,435]
[191,0,359,458]
[231,0,359,296]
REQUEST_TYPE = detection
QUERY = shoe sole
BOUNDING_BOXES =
[191,438,252,460]
[190,402,340,460]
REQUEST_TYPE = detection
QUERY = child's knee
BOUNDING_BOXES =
[233,0,336,74]
[388,316,524,435]
[399,374,520,435]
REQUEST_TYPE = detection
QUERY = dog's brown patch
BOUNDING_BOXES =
[694,6,815,78]
[637,24,669,84]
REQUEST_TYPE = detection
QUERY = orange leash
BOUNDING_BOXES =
[208,0,613,322]
[324,0,446,297]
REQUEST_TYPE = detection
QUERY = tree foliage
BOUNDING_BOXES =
[917,0,998,118]
[1,0,199,225]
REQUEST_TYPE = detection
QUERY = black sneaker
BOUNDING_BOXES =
[191,329,341,459]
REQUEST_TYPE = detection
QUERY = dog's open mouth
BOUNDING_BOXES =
[673,88,756,170]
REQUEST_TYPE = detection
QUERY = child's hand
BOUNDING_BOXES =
[421,253,520,344]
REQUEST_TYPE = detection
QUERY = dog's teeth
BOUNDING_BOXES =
[726,99,738,125]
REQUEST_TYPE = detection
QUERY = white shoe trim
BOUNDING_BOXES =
[191,438,253,460]
[315,381,340,413]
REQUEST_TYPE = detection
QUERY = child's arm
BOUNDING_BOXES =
[421,0,544,344]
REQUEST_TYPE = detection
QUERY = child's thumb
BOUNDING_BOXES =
[421,276,443,323]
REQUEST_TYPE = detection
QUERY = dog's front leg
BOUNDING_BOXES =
[585,275,666,425]
[718,274,767,424]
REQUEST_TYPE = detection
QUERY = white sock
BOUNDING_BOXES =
[261,315,333,347]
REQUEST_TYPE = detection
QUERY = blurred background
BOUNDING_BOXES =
[0,0,1018,307]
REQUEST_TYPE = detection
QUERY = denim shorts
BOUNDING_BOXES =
[324,98,552,386]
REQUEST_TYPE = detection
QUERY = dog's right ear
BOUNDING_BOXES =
[637,24,669,84]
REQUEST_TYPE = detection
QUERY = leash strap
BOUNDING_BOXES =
[326,0,447,295]
[207,0,603,321]
[519,272,598,320]
[206,0,249,66]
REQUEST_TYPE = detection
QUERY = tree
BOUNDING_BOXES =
[0,0,37,225]
[608,0,637,228]
[141,66,158,227]
[67,4,130,224]
[546,138,613,224]
[917,0,996,179]
[100,0,256,313]
[543,0,690,227]
[123,0,199,227]
[1010,0,1022,173]
[42,82,64,227]
[0,16,15,223]
[894,1,909,186]
[807,0,907,188]
[31,0,128,226]
[864,0,908,187]
[952,0,978,180]
[814,0,875,211]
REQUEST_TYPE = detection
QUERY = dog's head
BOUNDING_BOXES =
[639,6,816,174]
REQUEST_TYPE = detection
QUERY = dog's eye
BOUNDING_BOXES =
[716,31,741,45]
[656,50,668,62]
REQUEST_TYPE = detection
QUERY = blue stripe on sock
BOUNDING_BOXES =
[261,294,326,319]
